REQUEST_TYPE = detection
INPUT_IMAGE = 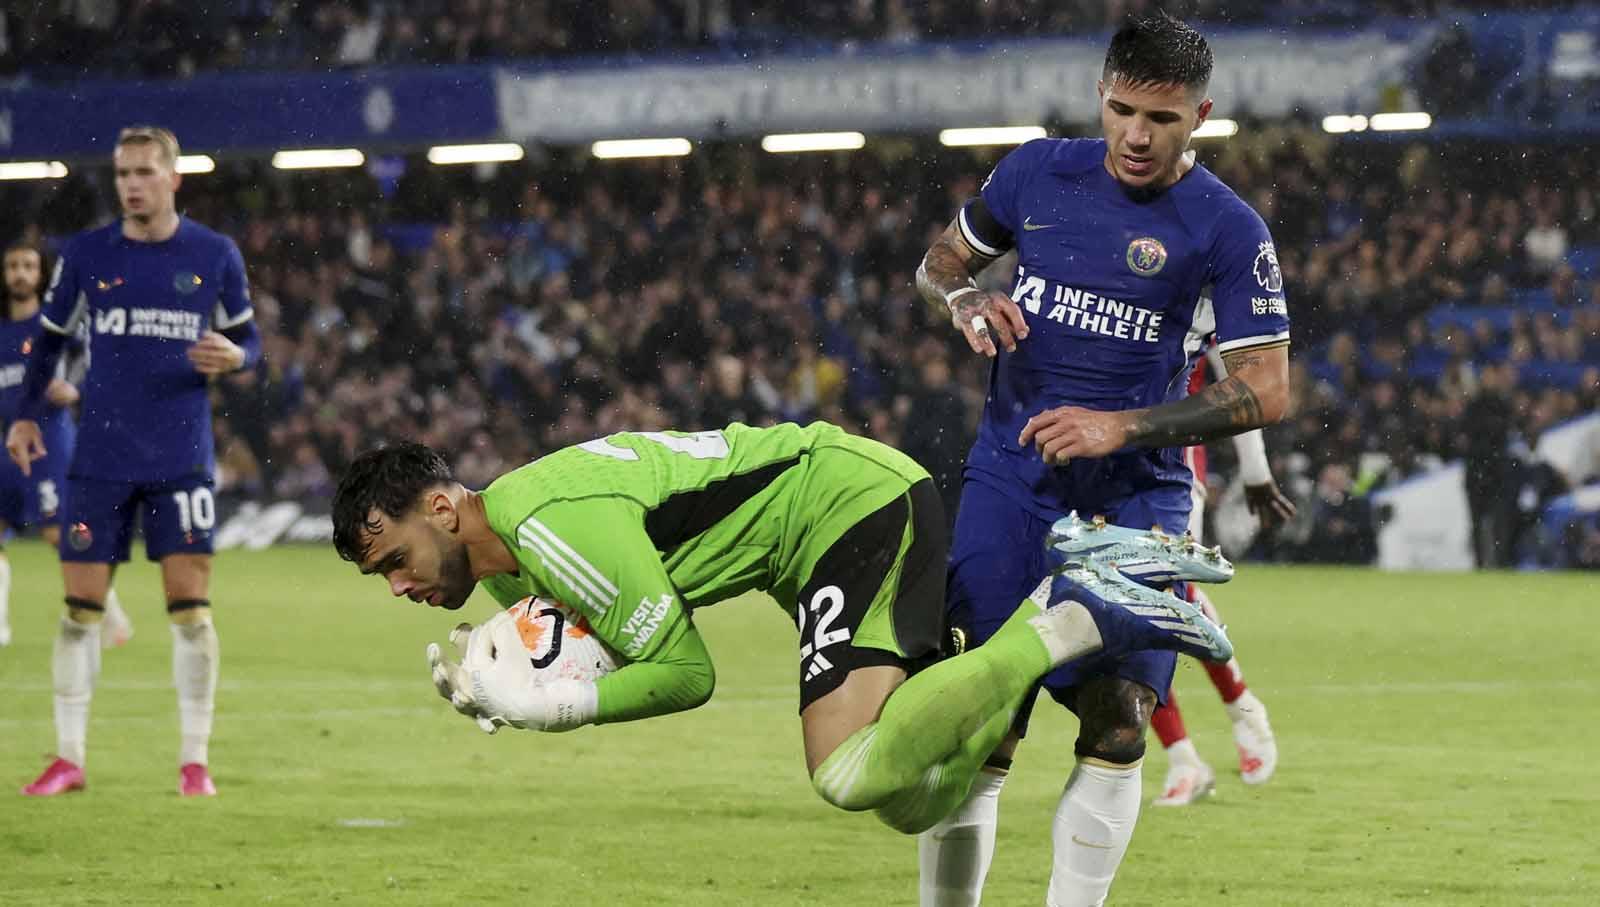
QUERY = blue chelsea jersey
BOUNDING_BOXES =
[0,310,74,454]
[40,217,253,482]
[958,138,1290,520]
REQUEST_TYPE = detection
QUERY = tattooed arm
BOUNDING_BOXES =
[1018,345,1290,463]
[1124,345,1290,446]
[916,218,1030,358]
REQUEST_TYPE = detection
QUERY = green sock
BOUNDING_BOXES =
[873,699,1023,834]
[812,589,1054,824]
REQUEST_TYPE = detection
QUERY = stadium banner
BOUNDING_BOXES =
[213,498,333,551]
[0,67,501,159]
[495,29,1428,142]
[1535,411,1600,487]
[1370,463,1475,571]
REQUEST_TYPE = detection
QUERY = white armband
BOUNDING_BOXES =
[1233,429,1272,486]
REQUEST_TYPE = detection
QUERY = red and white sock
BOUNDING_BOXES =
[1187,587,1249,704]
[1150,688,1188,750]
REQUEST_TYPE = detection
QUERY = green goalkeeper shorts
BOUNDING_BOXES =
[792,473,949,712]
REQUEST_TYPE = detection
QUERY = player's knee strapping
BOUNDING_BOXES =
[1075,733,1146,767]
[65,596,104,613]
[64,596,104,623]
[167,598,211,623]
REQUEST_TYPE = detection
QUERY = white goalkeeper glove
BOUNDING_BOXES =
[426,610,598,734]
[426,622,498,734]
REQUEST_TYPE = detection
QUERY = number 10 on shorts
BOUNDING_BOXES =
[172,487,216,534]
[797,585,851,681]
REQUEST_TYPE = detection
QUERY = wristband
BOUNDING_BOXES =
[944,285,983,307]
[1234,429,1272,485]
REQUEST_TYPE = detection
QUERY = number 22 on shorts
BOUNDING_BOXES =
[797,585,851,681]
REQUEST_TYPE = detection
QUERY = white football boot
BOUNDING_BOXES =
[1227,690,1278,785]
[101,595,134,649]
[1153,741,1216,807]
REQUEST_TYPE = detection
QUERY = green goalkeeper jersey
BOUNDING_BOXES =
[478,421,929,724]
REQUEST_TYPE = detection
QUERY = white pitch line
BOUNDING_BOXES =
[0,706,435,730]
[1260,679,1597,696]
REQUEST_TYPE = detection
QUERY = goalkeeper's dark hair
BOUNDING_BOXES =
[1102,12,1213,95]
[332,442,455,564]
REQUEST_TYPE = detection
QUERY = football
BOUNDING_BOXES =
[504,596,621,684]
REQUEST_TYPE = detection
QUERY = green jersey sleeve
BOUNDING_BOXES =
[501,496,715,724]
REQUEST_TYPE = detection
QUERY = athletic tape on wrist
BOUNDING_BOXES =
[944,285,983,307]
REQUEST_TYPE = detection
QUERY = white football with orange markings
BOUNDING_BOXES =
[504,596,622,684]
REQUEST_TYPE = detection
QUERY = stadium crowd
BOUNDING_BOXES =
[0,0,1586,81]
[2,129,1596,568]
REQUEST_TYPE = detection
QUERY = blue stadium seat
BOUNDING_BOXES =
[1566,245,1600,279]
[1513,288,1555,310]
[1408,349,1451,382]
[379,223,443,254]
[1519,361,1590,389]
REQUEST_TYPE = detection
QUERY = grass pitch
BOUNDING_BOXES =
[1,541,1595,905]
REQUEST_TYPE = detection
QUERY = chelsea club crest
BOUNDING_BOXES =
[1126,237,1167,277]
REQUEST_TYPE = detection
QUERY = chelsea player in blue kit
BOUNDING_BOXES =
[913,17,1290,906]
[0,244,132,649]
[7,128,261,797]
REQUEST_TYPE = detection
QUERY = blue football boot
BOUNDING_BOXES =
[1044,561,1234,662]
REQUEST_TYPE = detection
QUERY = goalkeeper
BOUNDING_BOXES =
[331,422,1231,834]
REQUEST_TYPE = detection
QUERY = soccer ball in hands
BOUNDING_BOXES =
[428,596,621,733]
[503,596,620,684]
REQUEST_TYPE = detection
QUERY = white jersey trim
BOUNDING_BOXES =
[958,208,1005,259]
[213,305,255,331]
[40,312,73,336]
[517,517,620,616]
[517,525,609,616]
[1215,331,1290,354]
[41,290,88,336]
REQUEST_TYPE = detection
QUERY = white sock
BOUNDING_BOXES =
[1224,689,1265,724]
[0,554,12,636]
[1029,599,1105,668]
[172,620,220,766]
[53,617,102,767]
[919,768,1007,906]
[1165,737,1203,767]
[1047,760,1143,907]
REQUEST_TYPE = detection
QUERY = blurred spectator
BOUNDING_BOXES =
[336,1,382,66]
[1460,363,1518,568]
[1292,463,1378,564]
[899,345,973,525]
[1525,205,1570,276]
[1418,23,1484,117]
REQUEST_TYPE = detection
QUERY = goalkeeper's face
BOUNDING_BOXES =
[359,507,477,610]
